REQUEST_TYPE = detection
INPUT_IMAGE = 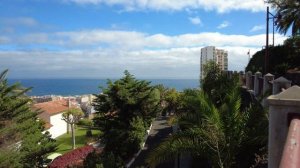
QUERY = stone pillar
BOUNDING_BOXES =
[263,73,274,95]
[268,86,300,168]
[254,71,262,96]
[246,71,252,89]
[239,71,245,86]
[272,77,292,95]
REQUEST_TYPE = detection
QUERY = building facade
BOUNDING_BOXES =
[34,99,80,138]
[200,46,228,79]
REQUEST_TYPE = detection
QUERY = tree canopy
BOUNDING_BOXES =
[0,69,56,168]
[92,70,161,166]
[245,37,300,76]
[267,0,300,36]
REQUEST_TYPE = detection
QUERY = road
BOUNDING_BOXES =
[129,116,174,168]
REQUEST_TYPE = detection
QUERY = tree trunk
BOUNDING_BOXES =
[71,123,76,149]
[67,123,70,134]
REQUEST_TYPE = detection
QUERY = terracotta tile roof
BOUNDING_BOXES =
[34,99,77,116]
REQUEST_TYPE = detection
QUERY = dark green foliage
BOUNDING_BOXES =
[93,70,161,165]
[267,0,300,36]
[246,37,300,76]
[78,118,93,127]
[164,88,180,115]
[86,130,93,137]
[0,69,56,168]
[176,89,204,129]
[202,61,238,107]
[128,117,146,153]
[84,151,104,168]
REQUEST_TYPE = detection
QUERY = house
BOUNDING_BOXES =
[33,99,79,139]
[77,94,97,119]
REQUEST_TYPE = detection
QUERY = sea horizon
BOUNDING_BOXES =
[8,78,200,96]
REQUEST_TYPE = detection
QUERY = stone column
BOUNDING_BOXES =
[254,71,262,96]
[263,73,274,95]
[246,71,252,89]
[268,86,300,168]
[239,71,245,86]
[272,77,292,95]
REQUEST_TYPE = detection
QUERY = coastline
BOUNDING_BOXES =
[10,79,200,96]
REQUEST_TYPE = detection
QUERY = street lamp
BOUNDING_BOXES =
[265,6,279,74]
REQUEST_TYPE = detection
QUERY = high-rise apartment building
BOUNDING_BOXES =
[200,46,228,79]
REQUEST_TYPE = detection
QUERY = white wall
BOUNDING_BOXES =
[48,113,67,139]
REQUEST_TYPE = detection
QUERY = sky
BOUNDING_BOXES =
[0,0,288,79]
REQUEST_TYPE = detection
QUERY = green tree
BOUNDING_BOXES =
[202,61,237,107]
[246,37,300,77]
[62,108,84,149]
[128,117,146,154]
[267,0,300,36]
[164,88,180,115]
[0,69,56,168]
[93,70,161,165]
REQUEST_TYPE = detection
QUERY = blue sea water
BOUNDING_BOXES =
[8,79,200,96]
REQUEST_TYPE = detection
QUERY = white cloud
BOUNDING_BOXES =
[250,25,265,32]
[217,21,230,29]
[0,28,288,79]
[7,30,286,49]
[64,0,266,13]
[0,17,38,27]
[0,36,10,44]
[189,16,202,25]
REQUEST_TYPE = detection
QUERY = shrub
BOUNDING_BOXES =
[49,145,94,168]
[78,118,93,127]
[86,130,93,137]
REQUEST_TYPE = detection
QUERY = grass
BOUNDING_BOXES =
[55,126,101,154]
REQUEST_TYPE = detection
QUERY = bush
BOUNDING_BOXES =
[78,118,93,127]
[86,130,93,137]
[49,145,94,168]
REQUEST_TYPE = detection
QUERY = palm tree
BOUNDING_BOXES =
[146,87,255,168]
[268,0,300,36]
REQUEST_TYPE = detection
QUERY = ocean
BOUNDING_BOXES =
[8,79,200,96]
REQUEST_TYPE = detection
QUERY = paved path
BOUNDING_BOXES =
[130,116,174,168]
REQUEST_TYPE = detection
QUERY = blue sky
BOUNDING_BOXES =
[0,0,287,79]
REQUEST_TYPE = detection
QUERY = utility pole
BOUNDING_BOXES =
[265,6,269,74]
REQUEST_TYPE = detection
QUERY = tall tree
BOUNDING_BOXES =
[62,108,84,150]
[164,88,180,115]
[93,70,161,165]
[0,69,56,168]
[268,0,300,36]
[202,61,237,107]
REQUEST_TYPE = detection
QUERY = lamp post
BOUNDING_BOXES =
[265,6,278,74]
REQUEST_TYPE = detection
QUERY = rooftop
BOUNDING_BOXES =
[34,99,77,116]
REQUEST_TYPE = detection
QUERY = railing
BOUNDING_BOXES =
[224,70,300,168]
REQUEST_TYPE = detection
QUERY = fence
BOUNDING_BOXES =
[229,70,300,168]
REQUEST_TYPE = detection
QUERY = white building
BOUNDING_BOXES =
[200,46,228,79]
[34,99,79,139]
